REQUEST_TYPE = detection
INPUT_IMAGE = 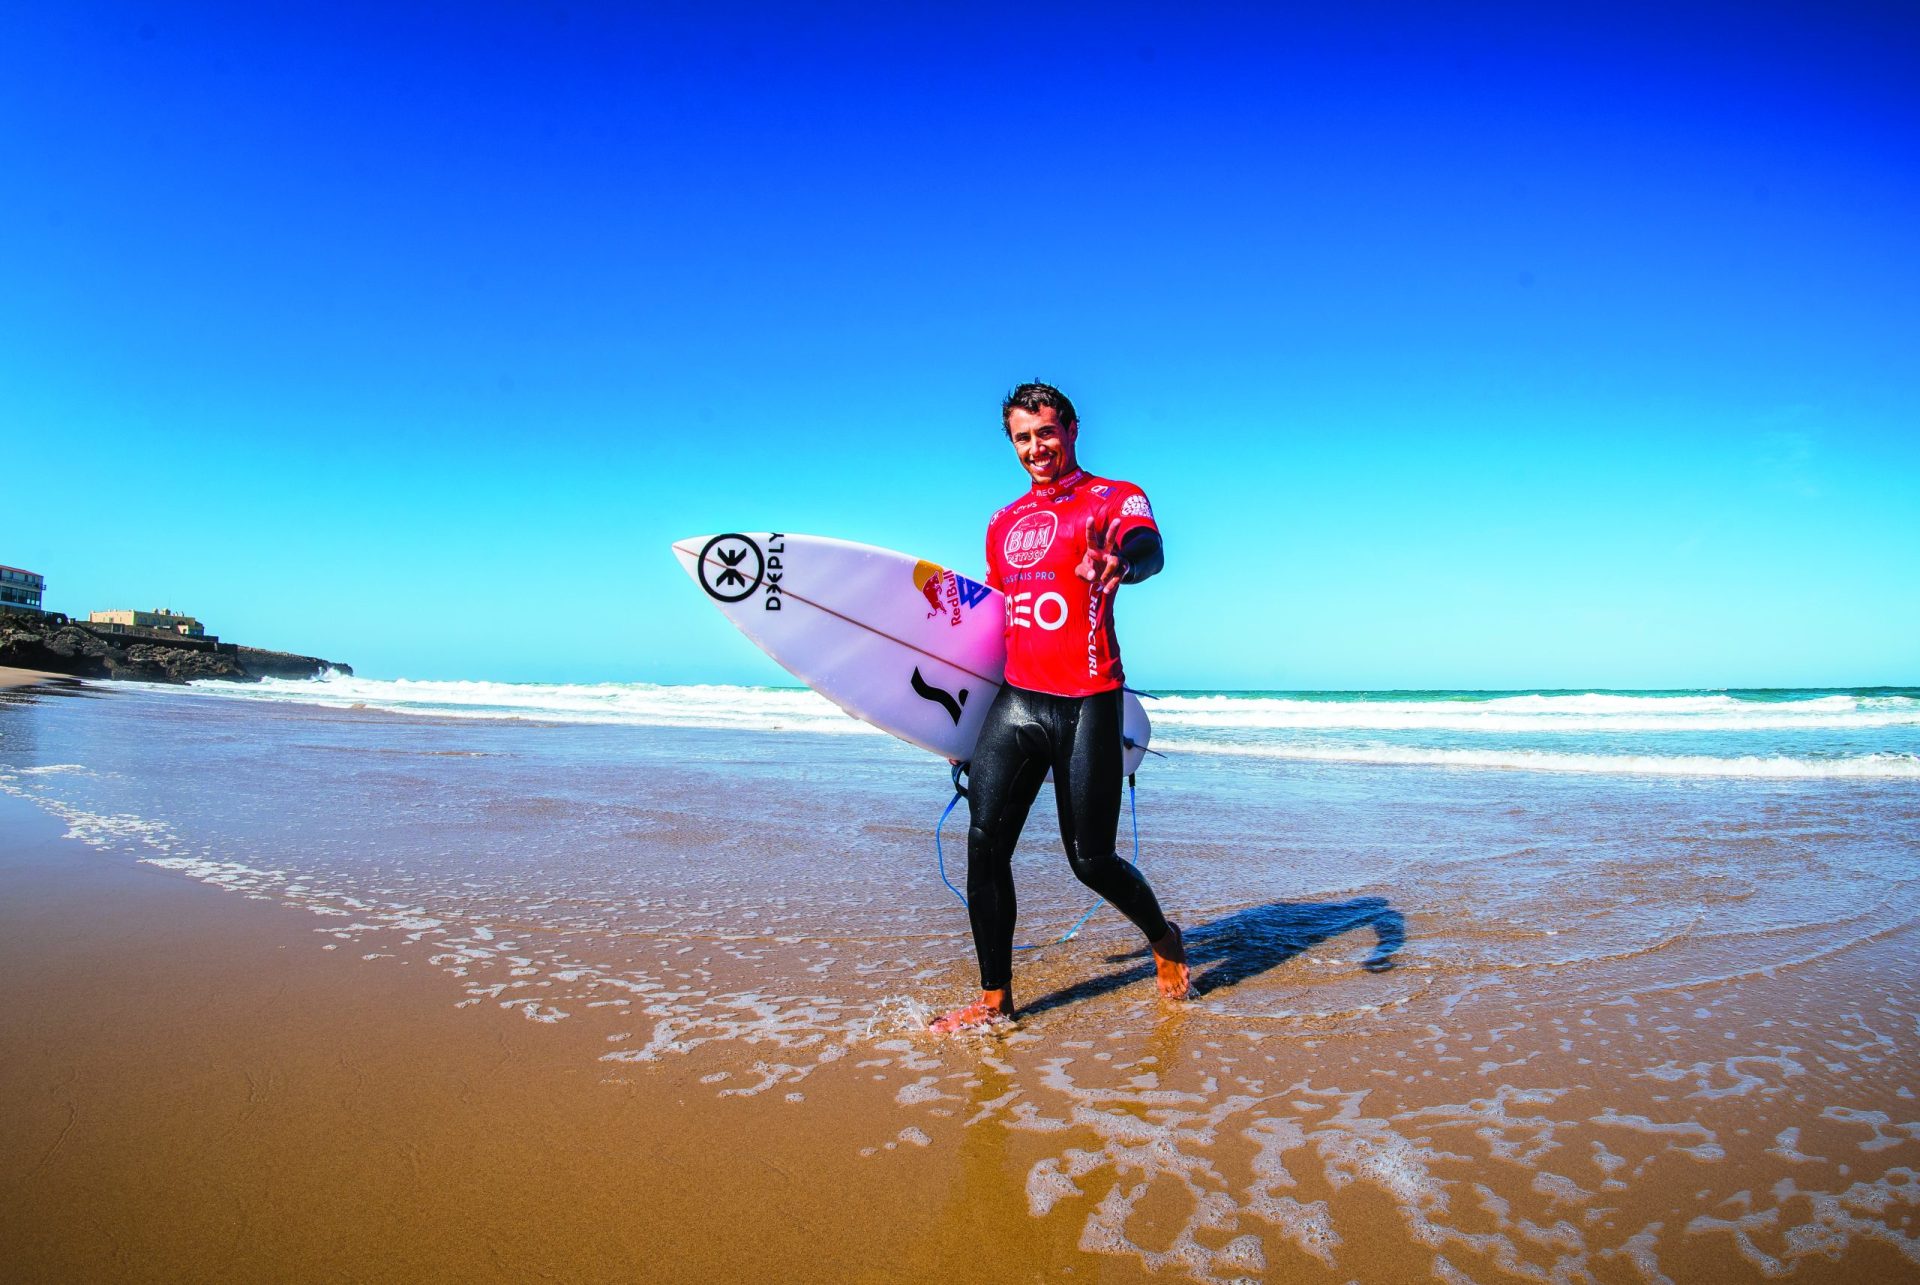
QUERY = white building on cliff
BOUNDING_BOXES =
[0,565,45,614]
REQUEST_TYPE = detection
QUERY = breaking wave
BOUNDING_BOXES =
[185,674,878,735]
[178,677,1920,781]
[1149,690,1920,734]
[1158,739,1920,779]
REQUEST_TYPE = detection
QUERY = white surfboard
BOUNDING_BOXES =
[671,532,1150,775]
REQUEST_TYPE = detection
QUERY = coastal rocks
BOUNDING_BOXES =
[0,619,113,678]
[0,614,349,685]
[232,646,350,681]
[117,643,249,683]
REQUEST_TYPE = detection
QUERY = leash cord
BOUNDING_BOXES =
[934,770,1141,950]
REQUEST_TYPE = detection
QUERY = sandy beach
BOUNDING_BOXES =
[4,680,1919,1282]
[0,789,1070,1283]
[0,665,80,691]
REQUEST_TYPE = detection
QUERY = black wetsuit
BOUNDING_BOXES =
[964,525,1171,992]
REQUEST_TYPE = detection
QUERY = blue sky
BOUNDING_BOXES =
[4,2,1916,688]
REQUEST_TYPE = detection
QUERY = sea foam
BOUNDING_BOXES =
[173,677,1920,781]
[187,674,878,735]
[1158,740,1920,779]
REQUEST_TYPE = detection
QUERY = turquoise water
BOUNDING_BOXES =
[1140,686,1920,778]
[186,677,1920,779]
[1164,686,1919,701]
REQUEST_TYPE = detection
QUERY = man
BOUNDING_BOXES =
[931,382,1189,1034]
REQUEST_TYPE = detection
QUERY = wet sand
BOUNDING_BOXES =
[0,665,80,691]
[7,778,1920,1283]
[6,679,1920,1282]
[0,790,1083,1283]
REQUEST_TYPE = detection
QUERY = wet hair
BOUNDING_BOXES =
[1001,382,1078,437]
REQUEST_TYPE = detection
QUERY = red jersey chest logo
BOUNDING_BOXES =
[1002,510,1059,569]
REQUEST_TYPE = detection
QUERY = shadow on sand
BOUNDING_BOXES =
[1021,896,1407,1020]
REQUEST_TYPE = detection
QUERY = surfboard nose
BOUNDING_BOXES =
[669,537,710,590]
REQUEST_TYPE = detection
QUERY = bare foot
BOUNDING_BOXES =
[930,989,1014,1034]
[1151,923,1190,1001]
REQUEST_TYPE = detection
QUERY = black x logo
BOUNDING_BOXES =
[714,547,749,587]
[696,534,764,603]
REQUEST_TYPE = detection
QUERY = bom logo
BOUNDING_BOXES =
[1002,511,1058,570]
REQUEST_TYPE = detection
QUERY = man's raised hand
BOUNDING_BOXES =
[1076,516,1127,594]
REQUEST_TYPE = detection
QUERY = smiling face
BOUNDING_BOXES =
[1006,405,1079,486]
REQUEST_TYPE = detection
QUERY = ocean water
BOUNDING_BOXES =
[7,678,1913,1054]
[4,677,1919,1281]
[186,674,1920,778]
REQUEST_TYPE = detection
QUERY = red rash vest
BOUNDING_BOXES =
[985,467,1159,697]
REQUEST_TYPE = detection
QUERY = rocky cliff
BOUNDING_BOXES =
[0,614,350,685]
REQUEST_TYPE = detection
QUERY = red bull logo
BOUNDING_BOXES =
[912,560,947,618]
[911,561,991,627]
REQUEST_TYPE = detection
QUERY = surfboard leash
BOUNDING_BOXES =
[933,763,1143,950]
[934,775,968,910]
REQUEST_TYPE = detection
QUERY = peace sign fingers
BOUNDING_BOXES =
[1077,517,1127,592]
[1084,515,1121,550]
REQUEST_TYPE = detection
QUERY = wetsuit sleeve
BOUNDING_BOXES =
[1118,527,1163,584]
[1106,481,1159,546]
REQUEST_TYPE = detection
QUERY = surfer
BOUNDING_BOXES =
[931,382,1190,1034]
